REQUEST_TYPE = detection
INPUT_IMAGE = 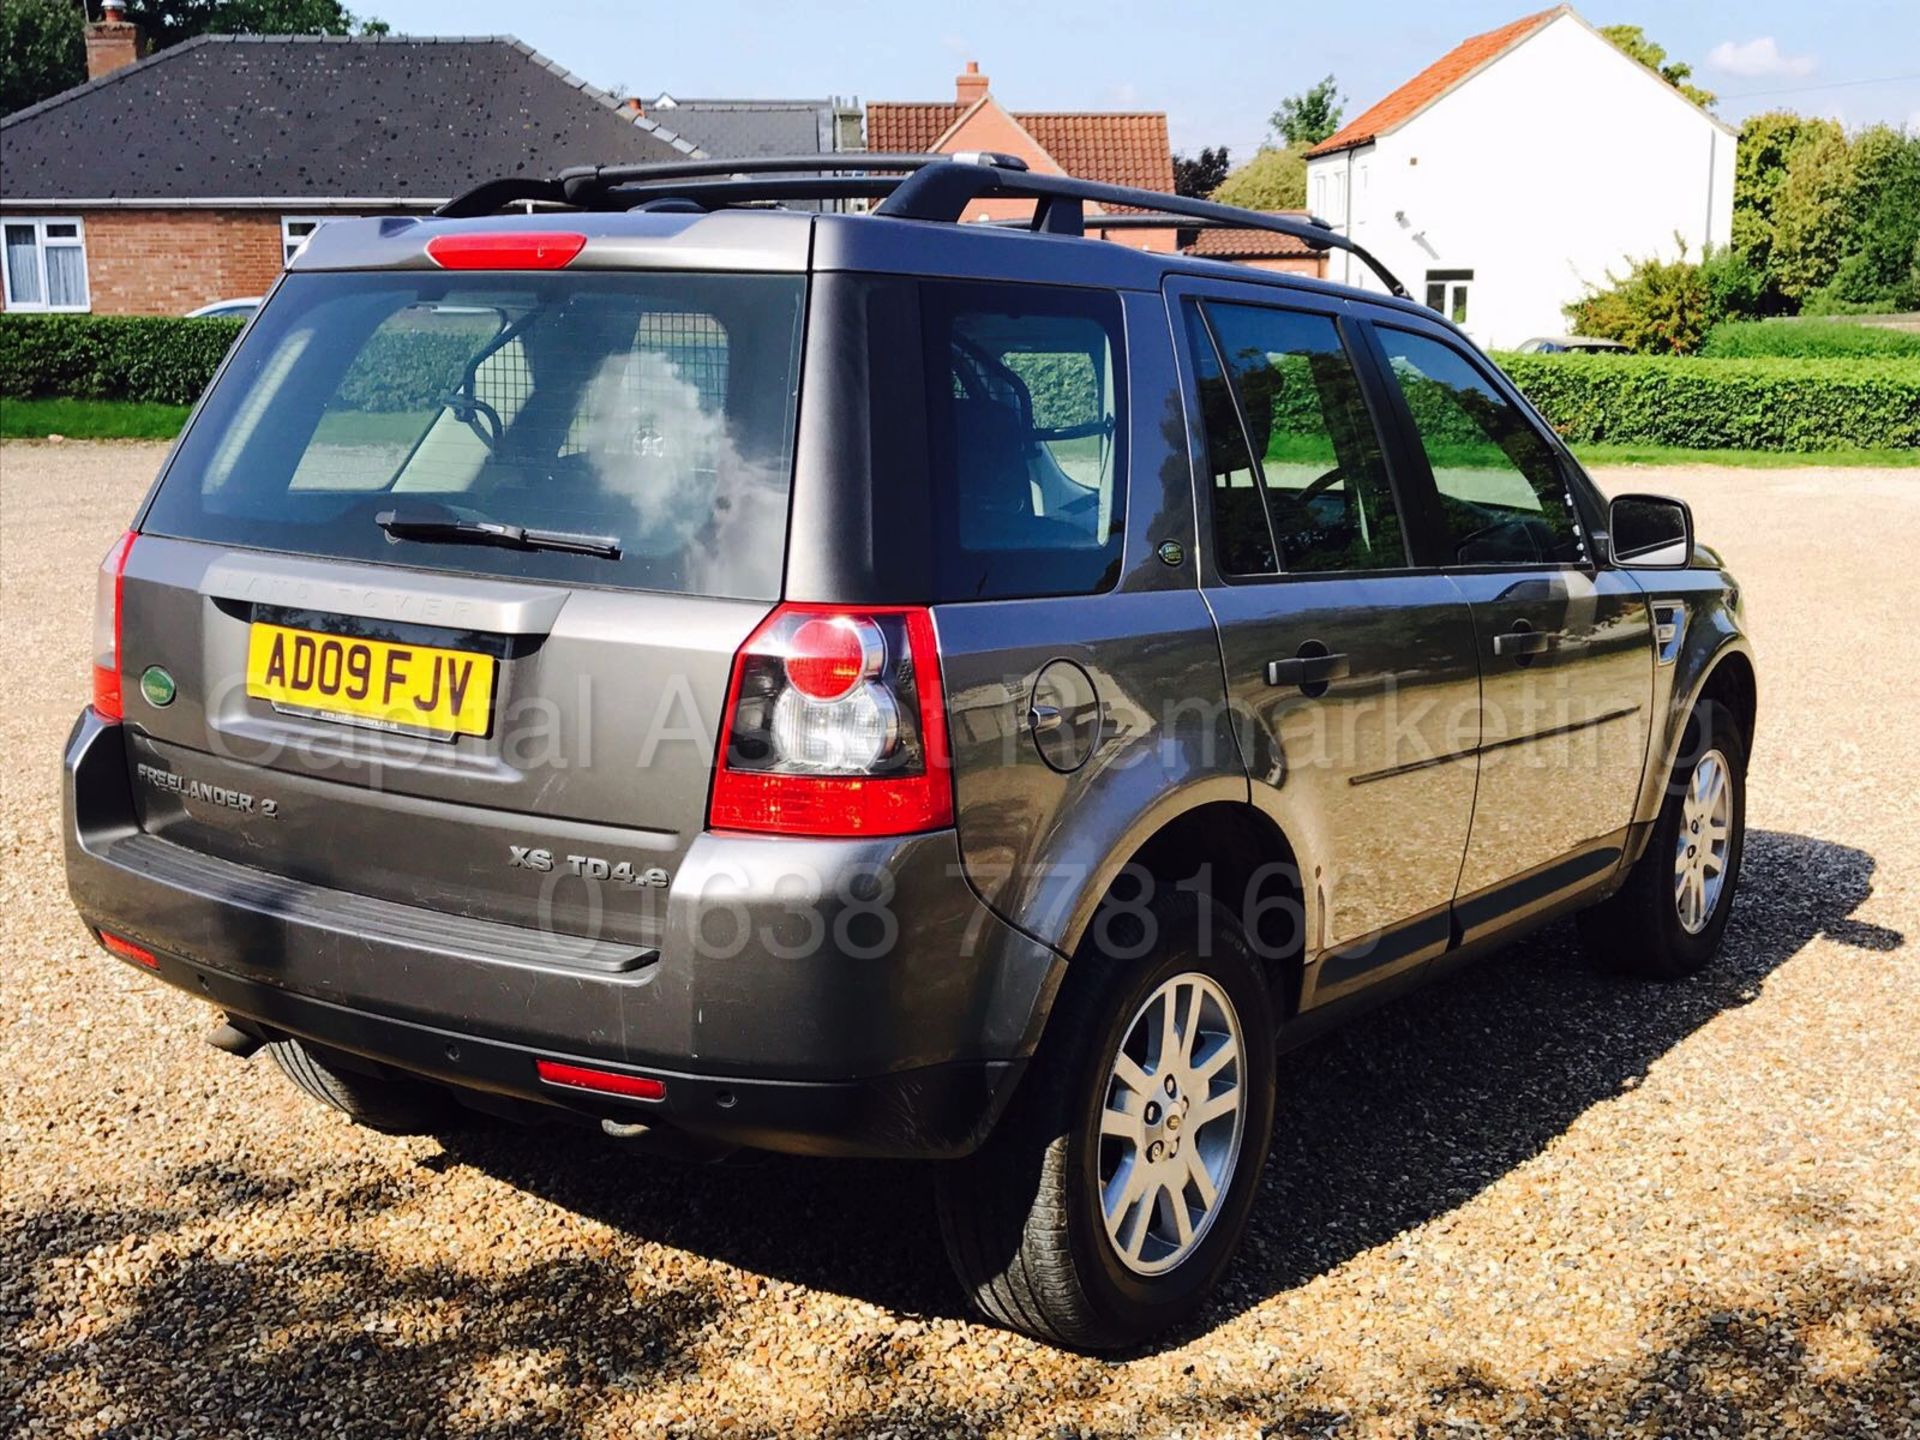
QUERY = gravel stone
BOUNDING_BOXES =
[2,441,1915,1437]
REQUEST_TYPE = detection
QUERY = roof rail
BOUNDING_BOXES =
[436,151,1028,217]
[875,166,1409,298]
[431,152,1408,299]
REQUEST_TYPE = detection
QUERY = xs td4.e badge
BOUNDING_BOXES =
[509,846,669,888]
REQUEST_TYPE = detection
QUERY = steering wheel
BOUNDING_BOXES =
[439,390,504,450]
[1266,466,1347,530]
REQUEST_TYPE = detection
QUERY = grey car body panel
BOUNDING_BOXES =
[67,713,1058,1146]
[1162,273,1483,990]
[201,552,572,636]
[66,199,1754,1158]
[289,209,815,275]
[1623,571,1755,835]
[936,288,1248,955]
[1441,566,1652,914]
[116,534,765,932]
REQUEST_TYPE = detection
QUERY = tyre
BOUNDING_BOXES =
[1579,700,1747,980]
[936,890,1276,1350]
[266,1036,456,1135]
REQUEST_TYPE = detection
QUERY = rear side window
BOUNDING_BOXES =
[144,271,805,599]
[1375,327,1586,565]
[1187,299,1406,576]
[922,282,1125,601]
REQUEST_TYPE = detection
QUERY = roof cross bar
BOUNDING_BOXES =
[557,151,1027,209]
[876,163,1409,298]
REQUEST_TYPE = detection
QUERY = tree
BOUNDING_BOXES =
[1173,146,1232,199]
[1810,126,1920,313]
[1270,75,1343,148]
[120,0,384,51]
[1732,110,1843,297]
[2,0,390,114]
[1211,146,1307,211]
[1770,128,1857,301]
[1565,240,1756,354]
[1600,24,1715,109]
[1,0,85,115]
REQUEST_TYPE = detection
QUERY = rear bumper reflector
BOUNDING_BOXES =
[534,1058,666,1101]
[100,930,158,968]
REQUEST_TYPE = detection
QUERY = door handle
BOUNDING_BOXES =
[1265,652,1350,690]
[1492,628,1555,658]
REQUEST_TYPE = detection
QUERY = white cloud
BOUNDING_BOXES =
[1909,109,1920,135]
[1706,37,1817,79]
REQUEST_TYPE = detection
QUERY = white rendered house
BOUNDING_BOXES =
[1304,5,1736,348]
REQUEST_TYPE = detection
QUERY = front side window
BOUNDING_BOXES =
[1376,326,1585,565]
[1187,299,1406,576]
[923,281,1125,601]
[144,270,805,598]
[3,218,89,312]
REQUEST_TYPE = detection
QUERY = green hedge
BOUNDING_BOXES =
[1499,354,1920,451]
[1699,318,1920,360]
[0,314,244,406]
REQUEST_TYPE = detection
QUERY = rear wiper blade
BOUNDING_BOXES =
[375,508,621,560]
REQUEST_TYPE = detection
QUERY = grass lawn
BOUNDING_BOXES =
[0,396,191,441]
[1573,443,1920,469]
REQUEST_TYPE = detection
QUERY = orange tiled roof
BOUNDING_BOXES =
[1187,218,1324,259]
[1305,6,1564,158]
[866,101,1175,194]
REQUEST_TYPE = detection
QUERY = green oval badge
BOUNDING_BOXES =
[139,665,176,708]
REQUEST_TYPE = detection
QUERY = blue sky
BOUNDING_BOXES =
[372,0,1919,156]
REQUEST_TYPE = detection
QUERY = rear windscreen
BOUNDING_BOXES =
[143,271,805,599]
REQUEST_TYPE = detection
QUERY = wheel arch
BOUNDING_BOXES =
[1059,798,1309,1023]
[1634,634,1757,833]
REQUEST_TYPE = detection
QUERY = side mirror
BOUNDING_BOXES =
[1608,493,1694,569]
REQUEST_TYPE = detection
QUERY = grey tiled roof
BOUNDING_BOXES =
[0,35,698,203]
[641,99,836,159]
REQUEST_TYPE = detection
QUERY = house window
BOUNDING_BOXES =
[280,216,337,265]
[3,218,90,312]
[1424,269,1473,326]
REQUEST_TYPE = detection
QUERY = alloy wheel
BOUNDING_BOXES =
[1096,972,1246,1276]
[1674,746,1733,934]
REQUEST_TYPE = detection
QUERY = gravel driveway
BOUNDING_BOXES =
[3,441,1915,1439]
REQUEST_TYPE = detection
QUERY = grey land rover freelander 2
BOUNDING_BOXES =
[64,153,1756,1349]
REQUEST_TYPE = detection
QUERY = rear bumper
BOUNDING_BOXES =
[63,711,1059,1157]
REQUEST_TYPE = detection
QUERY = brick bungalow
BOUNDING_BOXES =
[0,21,693,316]
[867,63,1180,252]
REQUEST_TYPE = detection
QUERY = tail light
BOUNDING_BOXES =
[90,531,135,721]
[708,603,954,837]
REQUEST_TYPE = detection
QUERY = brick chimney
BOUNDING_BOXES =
[86,0,148,82]
[956,61,989,106]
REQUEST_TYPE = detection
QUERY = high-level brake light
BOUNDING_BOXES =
[425,232,588,270]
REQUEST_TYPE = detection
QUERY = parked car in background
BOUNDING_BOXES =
[65,153,1756,1350]
[1514,334,1628,354]
[185,298,261,319]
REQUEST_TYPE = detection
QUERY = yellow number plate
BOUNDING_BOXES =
[245,623,495,739]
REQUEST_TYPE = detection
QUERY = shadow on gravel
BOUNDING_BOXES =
[437,829,1895,1344]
